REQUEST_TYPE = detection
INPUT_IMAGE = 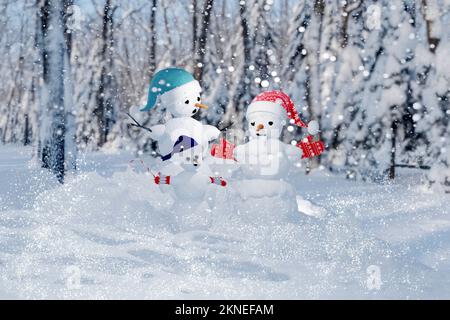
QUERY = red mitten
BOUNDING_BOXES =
[210,138,236,161]
[297,135,325,159]
[154,173,171,185]
[209,176,227,187]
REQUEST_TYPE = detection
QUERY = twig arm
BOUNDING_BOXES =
[126,112,153,133]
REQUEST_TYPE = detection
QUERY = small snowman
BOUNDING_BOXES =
[140,68,220,176]
[153,136,227,231]
[227,91,325,223]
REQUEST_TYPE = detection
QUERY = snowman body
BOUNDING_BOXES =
[228,94,309,225]
[234,137,300,180]
[169,168,213,231]
[152,117,219,167]
[163,145,226,231]
[232,137,302,225]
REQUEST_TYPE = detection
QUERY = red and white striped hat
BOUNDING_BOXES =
[246,90,308,128]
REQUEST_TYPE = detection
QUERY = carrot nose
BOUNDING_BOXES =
[195,103,208,109]
[256,124,264,131]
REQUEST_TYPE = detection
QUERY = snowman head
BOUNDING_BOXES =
[246,91,312,139]
[247,108,284,139]
[160,81,207,117]
[141,68,208,117]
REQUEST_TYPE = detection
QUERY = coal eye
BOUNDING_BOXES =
[251,122,255,126]
[185,100,189,104]
[197,97,201,101]
[268,121,274,126]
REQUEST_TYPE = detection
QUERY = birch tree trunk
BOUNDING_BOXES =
[38,0,69,183]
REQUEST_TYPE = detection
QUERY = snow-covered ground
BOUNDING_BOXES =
[0,145,449,299]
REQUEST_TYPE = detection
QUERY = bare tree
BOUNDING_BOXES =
[94,0,117,147]
[193,0,214,83]
[37,0,71,183]
[149,0,157,77]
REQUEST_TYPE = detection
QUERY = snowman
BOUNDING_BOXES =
[222,91,326,224]
[140,68,220,176]
[153,137,227,231]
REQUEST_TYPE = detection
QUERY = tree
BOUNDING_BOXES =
[37,0,72,183]
[149,0,157,78]
[193,0,214,84]
[93,0,117,147]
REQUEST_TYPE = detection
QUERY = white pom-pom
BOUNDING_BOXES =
[307,120,319,135]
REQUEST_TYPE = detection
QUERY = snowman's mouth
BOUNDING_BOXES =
[256,133,266,136]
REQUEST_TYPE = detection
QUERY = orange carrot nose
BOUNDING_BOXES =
[256,124,264,131]
[195,103,208,109]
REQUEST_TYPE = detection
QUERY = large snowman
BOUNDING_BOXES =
[227,91,325,225]
[140,68,220,176]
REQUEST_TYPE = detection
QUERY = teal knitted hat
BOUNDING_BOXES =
[141,68,196,111]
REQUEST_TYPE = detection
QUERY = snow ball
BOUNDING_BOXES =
[409,33,415,40]
[301,49,307,55]
[239,1,245,5]
[228,66,235,72]
[274,77,281,83]
[216,67,222,74]
[261,80,270,88]
[383,73,390,79]
[363,70,370,77]
[249,65,255,71]
[291,140,297,146]
[266,0,274,4]
[254,77,261,84]
[330,55,337,62]
[287,126,295,132]
[271,71,277,77]
[264,4,271,11]
[151,87,158,93]
[412,114,421,122]
[197,62,203,68]
[413,102,422,110]
[358,65,365,71]
[298,26,306,33]
[308,120,320,135]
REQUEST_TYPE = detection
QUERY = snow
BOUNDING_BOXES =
[1,145,450,299]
